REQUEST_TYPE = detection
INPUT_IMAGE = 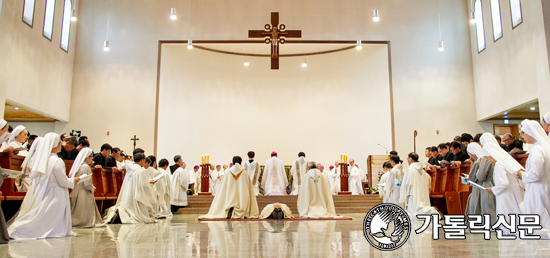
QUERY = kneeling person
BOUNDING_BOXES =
[297,161,336,218]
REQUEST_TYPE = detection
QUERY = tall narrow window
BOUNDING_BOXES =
[22,0,36,27]
[510,0,522,28]
[475,0,486,52]
[43,0,56,40]
[60,0,71,51]
[490,0,503,41]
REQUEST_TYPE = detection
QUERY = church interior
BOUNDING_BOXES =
[1,0,550,257]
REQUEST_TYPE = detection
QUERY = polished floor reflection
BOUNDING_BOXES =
[1,214,550,257]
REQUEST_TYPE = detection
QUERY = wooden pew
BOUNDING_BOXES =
[0,153,26,201]
[427,163,472,215]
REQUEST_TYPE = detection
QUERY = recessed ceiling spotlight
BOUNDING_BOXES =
[504,119,509,124]
[530,107,536,111]
[504,116,508,118]
[14,107,19,110]
[503,112,508,115]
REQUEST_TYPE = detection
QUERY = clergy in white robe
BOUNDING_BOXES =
[348,160,364,195]
[290,153,307,195]
[483,142,525,235]
[319,164,331,180]
[329,162,341,195]
[211,165,224,195]
[68,148,104,228]
[516,120,550,230]
[8,133,81,239]
[199,156,259,219]
[155,159,173,218]
[16,136,43,192]
[8,125,28,156]
[378,162,392,203]
[103,153,157,224]
[194,166,212,195]
[171,162,189,211]
[243,151,261,196]
[398,152,439,220]
[386,155,404,207]
[188,165,199,193]
[261,152,288,196]
[297,162,337,218]
[260,203,293,219]
[143,157,159,216]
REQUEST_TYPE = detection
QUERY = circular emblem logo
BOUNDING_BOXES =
[363,203,411,251]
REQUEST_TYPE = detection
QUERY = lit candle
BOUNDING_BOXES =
[207,154,210,164]
[340,154,343,163]
[201,155,204,164]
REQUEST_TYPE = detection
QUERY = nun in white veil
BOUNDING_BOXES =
[15,137,43,192]
[476,133,498,225]
[7,125,28,156]
[483,142,525,235]
[464,143,483,216]
[541,112,550,135]
[8,133,81,239]
[69,147,105,228]
[516,120,550,231]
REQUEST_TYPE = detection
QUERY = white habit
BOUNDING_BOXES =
[244,160,260,196]
[199,163,259,219]
[385,164,405,207]
[378,172,389,203]
[171,167,189,207]
[103,161,156,224]
[297,168,337,218]
[290,157,307,195]
[211,168,224,195]
[398,162,439,219]
[261,157,288,196]
[154,168,173,218]
[328,167,340,195]
[8,133,76,239]
[348,165,364,195]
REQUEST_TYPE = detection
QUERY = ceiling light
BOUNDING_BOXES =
[356,40,362,50]
[504,116,508,118]
[302,58,307,67]
[438,40,444,51]
[469,11,476,24]
[170,8,177,20]
[70,8,77,22]
[530,107,536,111]
[244,57,249,66]
[103,40,109,51]
[373,9,380,22]
[187,39,193,49]
[504,119,509,124]
[14,107,19,110]
[504,112,508,115]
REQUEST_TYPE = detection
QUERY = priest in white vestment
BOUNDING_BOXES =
[260,203,293,219]
[103,153,157,224]
[398,153,439,220]
[199,156,259,219]
[297,162,337,218]
[483,142,525,235]
[386,155,405,208]
[8,133,81,239]
[171,162,189,212]
[243,151,261,196]
[348,160,364,195]
[319,164,331,180]
[188,165,199,193]
[516,120,550,231]
[155,159,173,218]
[329,162,341,195]
[290,152,307,195]
[211,165,224,195]
[261,152,288,196]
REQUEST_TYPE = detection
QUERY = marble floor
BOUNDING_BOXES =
[1,213,550,257]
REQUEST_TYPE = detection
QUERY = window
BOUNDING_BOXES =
[490,0,503,41]
[510,0,522,28]
[22,0,36,27]
[475,0,486,52]
[60,0,71,51]
[43,0,56,40]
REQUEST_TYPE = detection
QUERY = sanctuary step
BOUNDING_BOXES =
[177,194,383,215]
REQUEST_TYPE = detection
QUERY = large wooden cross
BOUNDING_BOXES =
[130,135,139,151]
[248,12,301,70]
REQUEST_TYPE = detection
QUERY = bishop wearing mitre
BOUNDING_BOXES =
[199,156,259,219]
[297,161,337,218]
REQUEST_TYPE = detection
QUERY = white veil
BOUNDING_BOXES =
[67,147,93,178]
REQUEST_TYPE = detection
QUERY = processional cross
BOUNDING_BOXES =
[248,12,302,70]
[131,135,139,151]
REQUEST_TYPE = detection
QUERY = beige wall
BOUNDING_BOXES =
[470,0,550,120]
[64,0,483,160]
[0,0,77,121]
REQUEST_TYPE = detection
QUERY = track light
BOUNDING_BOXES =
[373,9,380,22]
[438,41,444,51]
[302,58,307,67]
[103,40,109,51]
[244,57,249,66]
[356,40,362,50]
[188,39,193,49]
[469,11,476,24]
[70,8,77,22]
[171,8,177,20]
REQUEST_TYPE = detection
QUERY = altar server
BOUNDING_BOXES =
[385,155,404,207]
